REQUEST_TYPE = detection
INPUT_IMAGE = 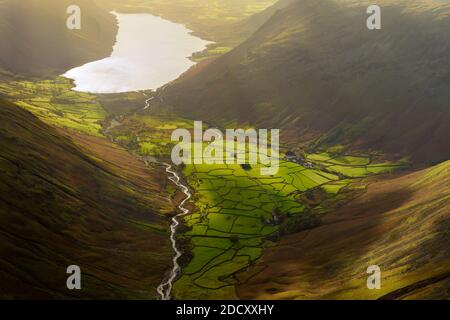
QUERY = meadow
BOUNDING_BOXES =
[173,160,339,299]
[171,152,409,299]
[0,78,106,136]
[305,152,409,178]
[106,108,408,299]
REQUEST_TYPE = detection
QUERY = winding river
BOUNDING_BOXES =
[65,12,210,299]
[143,93,192,300]
[126,91,193,300]
[140,92,192,300]
[107,93,193,300]
[156,163,192,300]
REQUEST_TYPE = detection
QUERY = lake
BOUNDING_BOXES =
[63,12,211,93]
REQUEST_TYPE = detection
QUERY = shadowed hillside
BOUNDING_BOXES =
[0,0,117,77]
[237,160,450,299]
[0,99,173,299]
[161,0,450,163]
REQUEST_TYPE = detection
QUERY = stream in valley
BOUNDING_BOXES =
[156,163,192,300]
[64,12,210,299]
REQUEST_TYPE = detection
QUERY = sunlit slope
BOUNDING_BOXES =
[237,160,450,300]
[231,0,296,43]
[162,0,450,163]
[0,100,173,299]
[0,0,117,76]
[100,0,277,44]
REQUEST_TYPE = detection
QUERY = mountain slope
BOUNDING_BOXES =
[230,0,296,44]
[237,160,450,299]
[0,99,173,299]
[161,0,450,163]
[0,0,117,77]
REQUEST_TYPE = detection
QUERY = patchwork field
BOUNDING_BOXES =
[172,152,411,299]
[173,160,342,299]
[106,107,410,299]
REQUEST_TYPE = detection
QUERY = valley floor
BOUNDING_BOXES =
[1,76,448,300]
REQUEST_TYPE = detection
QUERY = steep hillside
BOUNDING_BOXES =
[231,0,296,43]
[0,0,117,77]
[0,99,173,299]
[237,160,450,299]
[161,0,450,164]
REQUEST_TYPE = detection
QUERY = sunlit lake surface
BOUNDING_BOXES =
[63,12,211,93]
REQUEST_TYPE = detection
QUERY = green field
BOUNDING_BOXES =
[306,152,409,178]
[173,159,345,299]
[105,110,411,299]
[0,78,106,136]
[172,149,410,298]
[192,45,232,62]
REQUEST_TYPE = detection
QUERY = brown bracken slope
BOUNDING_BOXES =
[0,99,174,299]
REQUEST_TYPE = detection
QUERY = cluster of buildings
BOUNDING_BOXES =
[284,151,315,169]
